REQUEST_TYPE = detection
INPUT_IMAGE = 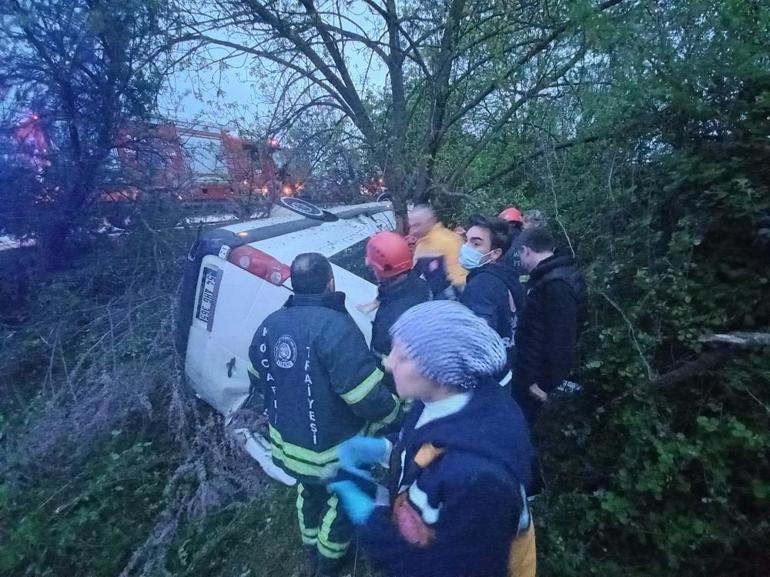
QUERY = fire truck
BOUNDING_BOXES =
[13,115,305,217]
[110,121,304,207]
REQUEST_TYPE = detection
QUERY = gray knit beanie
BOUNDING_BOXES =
[389,300,507,390]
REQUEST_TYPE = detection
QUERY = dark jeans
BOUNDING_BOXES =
[512,385,544,496]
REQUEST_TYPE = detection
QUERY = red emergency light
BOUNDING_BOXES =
[228,245,290,286]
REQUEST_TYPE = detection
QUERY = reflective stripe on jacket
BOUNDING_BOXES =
[249,291,401,482]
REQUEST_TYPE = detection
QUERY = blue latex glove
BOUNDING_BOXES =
[337,436,389,481]
[328,480,375,525]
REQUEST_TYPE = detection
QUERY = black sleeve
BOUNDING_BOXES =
[510,280,526,316]
[460,278,498,330]
[247,321,269,403]
[316,316,401,429]
[541,281,578,392]
[370,306,395,358]
[514,314,543,389]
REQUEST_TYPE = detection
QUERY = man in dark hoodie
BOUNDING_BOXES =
[329,301,536,577]
[514,227,587,425]
[459,215,525,388]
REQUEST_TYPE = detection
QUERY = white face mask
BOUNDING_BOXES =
[459,244,492,270]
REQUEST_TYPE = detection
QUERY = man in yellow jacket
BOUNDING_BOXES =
[408,205,467,299]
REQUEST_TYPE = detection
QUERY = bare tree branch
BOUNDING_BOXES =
[441,0,625,134]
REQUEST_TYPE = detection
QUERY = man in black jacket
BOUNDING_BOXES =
[365,232,430,385]
[459,215,525,388]
[513,227,587,426]
[248,253,400,576]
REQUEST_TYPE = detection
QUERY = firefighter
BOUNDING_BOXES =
[408,205,467,299]
[499,206,524,227]
[248,253,401,576]
[365,232,431,377]
[329,301,536,577]
[458,215,524,389]
[498,206,526,280]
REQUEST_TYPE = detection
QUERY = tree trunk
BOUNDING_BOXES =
[413,0,467,205]
[39,216,72,270]
[382,0,409,233]
[384,161,407,233]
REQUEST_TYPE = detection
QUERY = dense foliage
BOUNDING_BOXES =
[0,1,768,576]
[445,2,770,575]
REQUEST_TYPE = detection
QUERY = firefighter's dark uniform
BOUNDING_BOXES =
[248,291,401,570]
[371,271,431,393]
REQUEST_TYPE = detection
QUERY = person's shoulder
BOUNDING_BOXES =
[541,273,578,297]
[470,267,509,293]
[312,310,365,354]
[436,224,462,245]
[288,300,352,330]
[403,276,431,303]
[321,305,357,327]
[415,274,431,292]
[261,307,289,326]
[434,448,515,493]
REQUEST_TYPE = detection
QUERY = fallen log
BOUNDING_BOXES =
[611,331,770,403]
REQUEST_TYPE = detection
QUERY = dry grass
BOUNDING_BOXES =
[0,228,272,576]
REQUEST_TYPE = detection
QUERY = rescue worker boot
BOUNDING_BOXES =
[300,546,318,577]
[314,552,352,577]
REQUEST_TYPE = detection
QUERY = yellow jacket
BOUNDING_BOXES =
[413,223,467,291]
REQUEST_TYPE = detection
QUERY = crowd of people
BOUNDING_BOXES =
[247,205,587,577]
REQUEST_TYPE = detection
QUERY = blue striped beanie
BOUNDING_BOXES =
[389,300,506,390]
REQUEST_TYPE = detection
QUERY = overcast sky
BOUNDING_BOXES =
[158,19,389,132]
[158,48,264,129]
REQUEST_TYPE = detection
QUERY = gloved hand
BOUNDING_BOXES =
[337,436,389,481]
[328,480,376,525]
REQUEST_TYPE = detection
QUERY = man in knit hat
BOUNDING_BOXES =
[329,301,536,577]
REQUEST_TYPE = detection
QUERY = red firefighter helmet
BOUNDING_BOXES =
[498,207,523,224]
[366,232,414,280]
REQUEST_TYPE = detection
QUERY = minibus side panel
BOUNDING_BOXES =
[186,255,291,416]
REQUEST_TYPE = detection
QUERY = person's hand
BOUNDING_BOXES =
[529,383,548,402]
[338,436,389,481]
[328,480,375,525]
